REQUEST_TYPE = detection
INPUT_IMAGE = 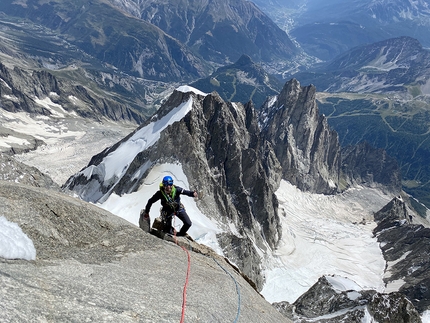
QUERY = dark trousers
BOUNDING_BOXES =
[163,208,192,235]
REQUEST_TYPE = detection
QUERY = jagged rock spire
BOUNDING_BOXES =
[259,79,341,194]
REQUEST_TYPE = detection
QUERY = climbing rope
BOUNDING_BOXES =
[171,219,241,323]
[179,245,191,323]
[212,257,241,323]
[172,215,191,323]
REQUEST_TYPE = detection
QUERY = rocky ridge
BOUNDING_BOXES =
[374,196,430,313]
[64,79,402,291]
[0,179,290,323]
[259,78,342,194]
[274,274,421,322]
[0,153,59,190]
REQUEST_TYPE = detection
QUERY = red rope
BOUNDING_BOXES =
[173,215,191,323]
[179,245,191,323]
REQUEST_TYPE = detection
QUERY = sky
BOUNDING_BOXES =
[2,85,430,321]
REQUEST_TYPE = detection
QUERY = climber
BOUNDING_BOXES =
[141,175,198,236]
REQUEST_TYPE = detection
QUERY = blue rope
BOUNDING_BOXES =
[212,257,241,323]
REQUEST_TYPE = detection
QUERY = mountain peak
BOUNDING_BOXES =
[234,54,254,67]
[260,78,341,194]
[190,55,283,108]
[108,0,298,65]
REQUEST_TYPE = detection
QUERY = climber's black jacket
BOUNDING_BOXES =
[145,185,195,215]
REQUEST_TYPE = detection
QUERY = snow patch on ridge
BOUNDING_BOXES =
[326,275,362,292]
[0,216,36,261]
[100,97,194,182]
[176,85,207,96]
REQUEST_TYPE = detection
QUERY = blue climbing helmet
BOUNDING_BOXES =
[162,175,174,186]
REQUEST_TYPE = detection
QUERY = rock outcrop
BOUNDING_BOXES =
[274,275,422,322]
[259,79,342,194]
[341,141,402,193]
[374,196,430,313]
[0,180,291,323]
[0,153,59,190]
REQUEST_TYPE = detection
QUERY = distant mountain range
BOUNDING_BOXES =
[253,0,430,62]
[108,0,298,65]
[0,0,298,81]
[190,54,283,108]
[0,0,300,116]
[0,0,209,82]
[293,36,430,95]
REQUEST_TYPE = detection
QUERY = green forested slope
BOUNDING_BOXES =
[317,93,430,211]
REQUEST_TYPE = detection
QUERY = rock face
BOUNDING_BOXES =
[341,141,402,193]
[259,79,342,194]
[0,180,291,323]
[0,154,59,190]
[0,62,144,123]
[274,275,422,322]
[374,196,430,313]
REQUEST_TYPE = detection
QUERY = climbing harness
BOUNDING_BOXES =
[160,210,174,234]
[160,183,179,211]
